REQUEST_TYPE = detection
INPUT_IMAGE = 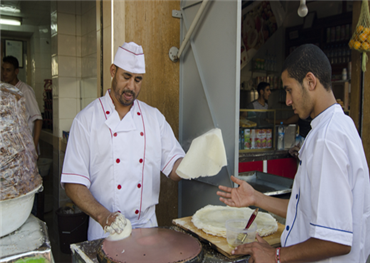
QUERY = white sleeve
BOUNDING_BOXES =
[307,139,353,246]
[61,117,91,188]
[159,115,185,177]
[22,87,42,122]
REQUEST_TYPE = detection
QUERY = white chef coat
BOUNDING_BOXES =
[281,104,370,262]
[15,80,42,153]
[61,90,185,241]
[15,80,42,135]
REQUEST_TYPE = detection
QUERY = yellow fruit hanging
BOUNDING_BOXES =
[361,41,370,51]
[360,33,368,42]
[364,28,370,35]
[367,34,370,43]
[349,39,355,48]
[354,41,362,50]
[357,25,364,34]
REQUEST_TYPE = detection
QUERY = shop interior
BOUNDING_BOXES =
[239,1,353,155]
[0,0,361,261]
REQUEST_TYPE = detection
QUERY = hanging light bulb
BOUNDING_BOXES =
[298,0,308,17]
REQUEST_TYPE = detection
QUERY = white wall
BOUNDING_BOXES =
[51,1,97,138]
[30,26,52,114]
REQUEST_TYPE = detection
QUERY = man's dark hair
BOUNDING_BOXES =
[257,82,270,95]
[3,56,19,69]
[282,44,332,91]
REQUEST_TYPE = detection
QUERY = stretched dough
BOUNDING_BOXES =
[192,205,278,237]
[176,128,227,179]
[106,220,132,241]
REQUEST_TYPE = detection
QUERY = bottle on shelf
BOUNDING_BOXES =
[277,122,285,150]
[342,68,347,80]
[240,128,245,150]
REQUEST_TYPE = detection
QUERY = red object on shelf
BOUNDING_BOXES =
[239,158,298,179]
[239,161,263,173]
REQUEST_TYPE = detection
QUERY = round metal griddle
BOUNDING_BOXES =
[97,228,203,263]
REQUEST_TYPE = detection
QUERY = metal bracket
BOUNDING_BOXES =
[169,0,209,63]
[172,10,182,19]
[169,47,179,62]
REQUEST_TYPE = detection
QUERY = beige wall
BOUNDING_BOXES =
[99,0,181,226]
[124,1,181,226]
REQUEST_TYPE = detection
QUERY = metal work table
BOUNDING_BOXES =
[239,149,292,163]
[0,215,54,263]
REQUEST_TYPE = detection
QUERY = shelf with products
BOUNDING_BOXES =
[239,109,276,152]
[285,12,352,77]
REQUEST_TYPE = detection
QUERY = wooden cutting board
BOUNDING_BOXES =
[172,216,284,259]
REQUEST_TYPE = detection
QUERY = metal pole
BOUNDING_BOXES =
[175,0,209,61]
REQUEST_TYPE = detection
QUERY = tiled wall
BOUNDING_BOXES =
[81,1,98,108]
[51,0,97,139]
[49,1,97,234]
[30,27,52,112]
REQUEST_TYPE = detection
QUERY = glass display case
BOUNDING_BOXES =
[239,109,276,152]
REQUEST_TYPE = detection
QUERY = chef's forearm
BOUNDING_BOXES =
[169,157,183,182]
[254,190,289,218]
[64,183,111,228]
[280,238,351,263]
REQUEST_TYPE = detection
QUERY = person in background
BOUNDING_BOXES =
[241,82,271,126]
[247,81,271,110]
[1,56,42,155]
[61,42,185,241]
[217,44,370,262]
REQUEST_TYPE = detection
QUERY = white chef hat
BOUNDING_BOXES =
[113,42,145,74]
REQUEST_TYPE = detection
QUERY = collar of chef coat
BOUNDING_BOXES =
[101,89,137,132]
[310,103,340,130]
[298,103,340,158]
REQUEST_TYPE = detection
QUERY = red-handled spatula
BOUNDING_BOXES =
[238,208,259,243]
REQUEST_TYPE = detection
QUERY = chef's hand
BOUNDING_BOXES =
[103,212,127,234]
[217,176,256,208]
[289,145,300,159]
[232,234,275,263]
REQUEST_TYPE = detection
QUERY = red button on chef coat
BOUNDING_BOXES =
[137,183,141,188]
[116,158,120,163]
[117,184,122,189]
[135,210,139,214]
[114,133,117,137]
[106,111,110,114]
[139,159,143,163]
[140,132,144,136]
[137,112,141,116]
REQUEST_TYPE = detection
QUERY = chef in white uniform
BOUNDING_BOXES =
[217,44,370,263]
[61,42,185,241]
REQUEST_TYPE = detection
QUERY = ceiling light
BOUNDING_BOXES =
[298,0,308,18]
[0,5,20,13]
[0,16,22,26]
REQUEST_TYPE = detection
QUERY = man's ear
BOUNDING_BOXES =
[305,72,317,91]
[15,68,19,75]
[110,64,116,78]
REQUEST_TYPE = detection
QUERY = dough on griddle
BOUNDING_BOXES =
[192,205,278,237]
